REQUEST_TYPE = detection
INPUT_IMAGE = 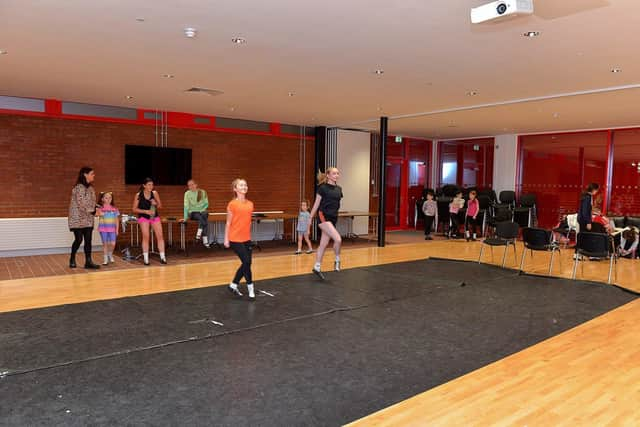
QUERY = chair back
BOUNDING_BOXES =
[499,191,516,204]
[495,221,519,240]
[610,216,626,228]
[522,227,551,249]
[576,232,610,257]
[590,222,607,234]
[627,217,640,228]
[441,185,460,198]
[519,193,536,208]
[492,205,512,222]
[477,195,491,210]
[478,188,497,203]
[436,197,452,221]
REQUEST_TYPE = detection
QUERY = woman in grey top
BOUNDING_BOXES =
[68,166,100,269]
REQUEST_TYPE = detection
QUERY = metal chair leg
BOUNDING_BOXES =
[513,243,518,266]
[548,249,555,275]
[519,246,527,271]
[608,255,613,284]
[478,244,484,264]
[501,245,508,267]
[572,253,579,279]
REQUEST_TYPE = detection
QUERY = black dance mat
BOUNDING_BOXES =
[0,259,636,426]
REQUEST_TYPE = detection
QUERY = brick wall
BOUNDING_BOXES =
[0,114,316,218]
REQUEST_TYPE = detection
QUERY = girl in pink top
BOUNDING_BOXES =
[465,190,480,241]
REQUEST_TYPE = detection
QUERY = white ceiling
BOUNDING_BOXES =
[1,0,639,138]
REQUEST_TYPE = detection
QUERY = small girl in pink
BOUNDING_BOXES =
[97,192,120,264]
[465,190,480,241]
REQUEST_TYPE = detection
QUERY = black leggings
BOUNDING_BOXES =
[230,241,253,284]
[189,211,209,233]
[71,227,93,257]
[424,215,435,236]
[465,216,479,235]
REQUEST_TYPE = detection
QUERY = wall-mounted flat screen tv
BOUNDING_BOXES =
[124,145,192,185]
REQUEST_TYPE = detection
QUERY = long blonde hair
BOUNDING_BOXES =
[317,167,339,185]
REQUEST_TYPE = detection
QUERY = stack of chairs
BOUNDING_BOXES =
[514,193,537,228]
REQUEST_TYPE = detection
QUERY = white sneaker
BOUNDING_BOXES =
[334,260,341,272]
[109,256,115,263]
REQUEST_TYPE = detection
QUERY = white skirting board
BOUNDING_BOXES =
[0,217,102,257]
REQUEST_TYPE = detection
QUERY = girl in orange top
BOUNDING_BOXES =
[224,178,255,301]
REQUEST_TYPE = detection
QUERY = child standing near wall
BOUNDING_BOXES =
[449,190,465,238]
[422,191,437,240]
[295,200,313,254]
[97,192,120,265]
[465,190,480,241]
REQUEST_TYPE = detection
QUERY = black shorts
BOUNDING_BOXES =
[318,211,337,227]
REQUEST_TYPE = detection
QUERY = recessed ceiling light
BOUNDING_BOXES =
[523,31,540,38]
[229,106,236,112]
[125,95,134,100]
[288,92,296,97]
[135,17,145,22]
[372,69,384,75]
[232,37,246,44]
[376,106,383,112]
[466,90,478,96]
[162,74,175,79]
[0,50,7,55]
[552,112,560,118]
[611,67,622,73]
[184,27,197,38]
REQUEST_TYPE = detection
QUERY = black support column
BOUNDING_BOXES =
[313,126,327,241]
[377,117,388,247]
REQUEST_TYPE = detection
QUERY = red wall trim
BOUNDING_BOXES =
[0,99,314,140]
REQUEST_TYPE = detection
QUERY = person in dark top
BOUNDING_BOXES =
[577,183,599,232]
[132,177,166,265]
[308,167,343,279]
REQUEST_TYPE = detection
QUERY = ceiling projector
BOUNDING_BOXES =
[471,0,534,24]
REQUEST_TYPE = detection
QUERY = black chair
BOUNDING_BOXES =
[519,227,560,275]
[498,190,516,209]
[572,232,617,284]
[487,203,513,234]
[436,197,452,234]
[441,184,460,198]
[514,193,537,228]
[478,188,497,203]
[476,194,492,237]
[478,221,519,267]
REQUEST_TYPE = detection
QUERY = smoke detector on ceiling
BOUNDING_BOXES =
[184,87,224,96]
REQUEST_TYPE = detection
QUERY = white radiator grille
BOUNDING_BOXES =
[0,217,101,256]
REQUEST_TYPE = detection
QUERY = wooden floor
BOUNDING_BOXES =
[1,234,638,425]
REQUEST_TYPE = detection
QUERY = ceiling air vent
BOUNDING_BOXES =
[184,87,224,96]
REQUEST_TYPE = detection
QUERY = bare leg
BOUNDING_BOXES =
[315,228,332,265]
[297,234,303,252]
[304,234,313,251]
[139,222,150,254]
[151,221,165,253]
[316,222,341,261]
